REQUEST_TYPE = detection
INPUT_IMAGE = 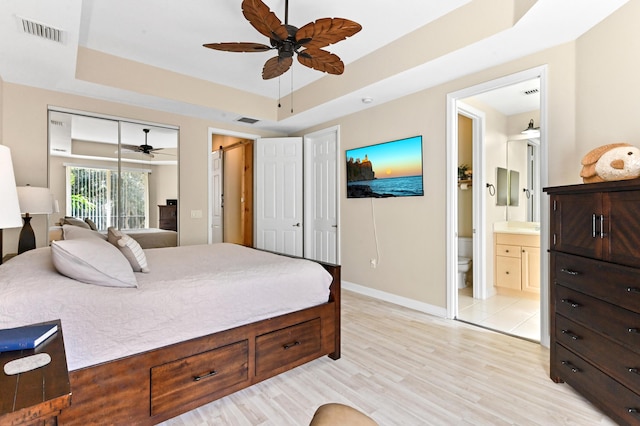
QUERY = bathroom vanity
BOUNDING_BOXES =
[493,222,540,298]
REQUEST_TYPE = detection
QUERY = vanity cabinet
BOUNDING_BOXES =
[545,180,640,425]
[494,232,540,296]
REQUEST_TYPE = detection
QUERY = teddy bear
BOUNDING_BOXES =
[580,143,640,183]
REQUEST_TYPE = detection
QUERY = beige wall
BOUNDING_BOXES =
[1,83,280,254]
[2,1,636,311]
[299,41,576,308]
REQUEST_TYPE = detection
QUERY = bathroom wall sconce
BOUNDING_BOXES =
[521,119,540,135]
[486,183,496,196]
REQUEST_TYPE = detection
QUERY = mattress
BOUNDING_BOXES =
[0,243,332,370]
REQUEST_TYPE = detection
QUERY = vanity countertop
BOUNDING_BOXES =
[493,221,540,235]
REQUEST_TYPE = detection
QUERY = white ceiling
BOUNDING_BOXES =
[0,0,630,133]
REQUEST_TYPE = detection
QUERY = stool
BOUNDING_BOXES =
[309,403,378,426]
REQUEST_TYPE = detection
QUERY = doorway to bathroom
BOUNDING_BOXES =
[446,66,549,346]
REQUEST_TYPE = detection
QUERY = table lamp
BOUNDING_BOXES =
[16,185,53,254]
[0,146,23,263]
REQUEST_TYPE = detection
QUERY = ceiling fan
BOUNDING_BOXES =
[121,129,173,159]
[203,0,362,80]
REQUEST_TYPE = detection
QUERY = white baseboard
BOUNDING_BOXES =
[342,281,447,318]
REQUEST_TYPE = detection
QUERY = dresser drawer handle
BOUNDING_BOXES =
[628,367,640,375]
[561,360,580,373]
[628,408,639,415]
[560,299,581,308]
[560,268,579,276]
[283,341,301,350]
[628,328,640,334]
[627,287,640,294]
[193,370,218,382]
[561,329,580,340]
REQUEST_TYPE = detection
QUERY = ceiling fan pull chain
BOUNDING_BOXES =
[290,66,294,113]
[278,75,282,108]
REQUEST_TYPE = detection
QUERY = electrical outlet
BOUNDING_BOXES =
[370,258,377,268]
[190,209,203,219]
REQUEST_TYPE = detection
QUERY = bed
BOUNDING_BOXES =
[50,225,178,248]
[0,241,340,425]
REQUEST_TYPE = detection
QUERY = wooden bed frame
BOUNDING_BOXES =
[58,262,341,425]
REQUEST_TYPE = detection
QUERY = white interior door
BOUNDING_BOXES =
[304,127,339,264]
[210,150,223,243]
[255,137,303,256]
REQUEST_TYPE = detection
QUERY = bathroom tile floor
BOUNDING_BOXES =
[456,286,540,341]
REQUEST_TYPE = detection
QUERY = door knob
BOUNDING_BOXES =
[293,223,301,227]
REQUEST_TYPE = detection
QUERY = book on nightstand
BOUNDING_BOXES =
[0,323,58,351]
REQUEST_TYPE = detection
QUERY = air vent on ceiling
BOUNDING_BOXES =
[49,119,65,127]
[236,117,260,124]
[524,88,539,96]
[19,17,63,43]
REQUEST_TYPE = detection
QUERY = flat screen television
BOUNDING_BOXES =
[346,135,424,198]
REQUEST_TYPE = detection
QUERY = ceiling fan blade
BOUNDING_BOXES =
[296,18,362,50]
[121,144,141,152]
[203,42,272,52]
[242,0,289,41]
[262,56,293,79]
[297,49,345,75]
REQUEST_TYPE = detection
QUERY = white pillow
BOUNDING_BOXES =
[62,224,107,240]
[51,239,137,288]
[107,227,150,273]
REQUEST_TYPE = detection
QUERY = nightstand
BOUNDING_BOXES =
[0,320,71,425]
[1,253,17,264]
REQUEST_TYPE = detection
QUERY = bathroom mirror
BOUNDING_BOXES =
[509,170,519,206]
[48,109,179,233]
[496,167,508,206]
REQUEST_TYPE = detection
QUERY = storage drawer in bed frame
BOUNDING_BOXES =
[150,340,249,415]
[255,318,322,376]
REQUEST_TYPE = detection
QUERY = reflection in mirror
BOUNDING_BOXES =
[509,170,519,206]
[496,167,508,206]
[507,137,540,221]
[48,109,178,237]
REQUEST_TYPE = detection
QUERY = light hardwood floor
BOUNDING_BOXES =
[160,291,616,425]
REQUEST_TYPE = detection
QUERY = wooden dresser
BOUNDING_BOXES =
[158,205,177,231]
[545,180,640,425]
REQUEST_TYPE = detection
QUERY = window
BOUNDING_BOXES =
[67,165,149,231]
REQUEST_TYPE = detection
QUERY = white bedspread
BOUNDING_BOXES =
[0,243,332,371]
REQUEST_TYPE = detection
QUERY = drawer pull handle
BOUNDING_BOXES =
[561,360,580,373]
[561,329,580,340]
[628,367,639,375]
[193,370,218,382]
[627,287,640,294]
[283,341,301,350]
[560,268,579,276]
[561,299,581,308]
[628,408,639,415]
[628,328,640,334]
[505,249,509,253]
[592,214,596,238]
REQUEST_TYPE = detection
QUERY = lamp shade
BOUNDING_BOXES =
[0,145,23,229]
[17,186,53,215]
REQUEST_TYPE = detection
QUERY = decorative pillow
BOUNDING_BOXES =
[107,227,150,273]
[51,239,137,288]
[84,218,98,231]
[62,224,107,241]
[62,216,91,229]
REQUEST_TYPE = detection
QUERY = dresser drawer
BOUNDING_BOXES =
[255,318,321,376]
[554,344,640,426]
[556,314,640,392]
[496,244,521,258]
[151,340,248,415]
[556,285,640,353]
[553,252,640,314]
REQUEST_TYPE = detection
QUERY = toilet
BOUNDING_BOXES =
[458,237,473,289]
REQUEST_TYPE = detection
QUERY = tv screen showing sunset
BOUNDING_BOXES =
[346,135,424,198]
